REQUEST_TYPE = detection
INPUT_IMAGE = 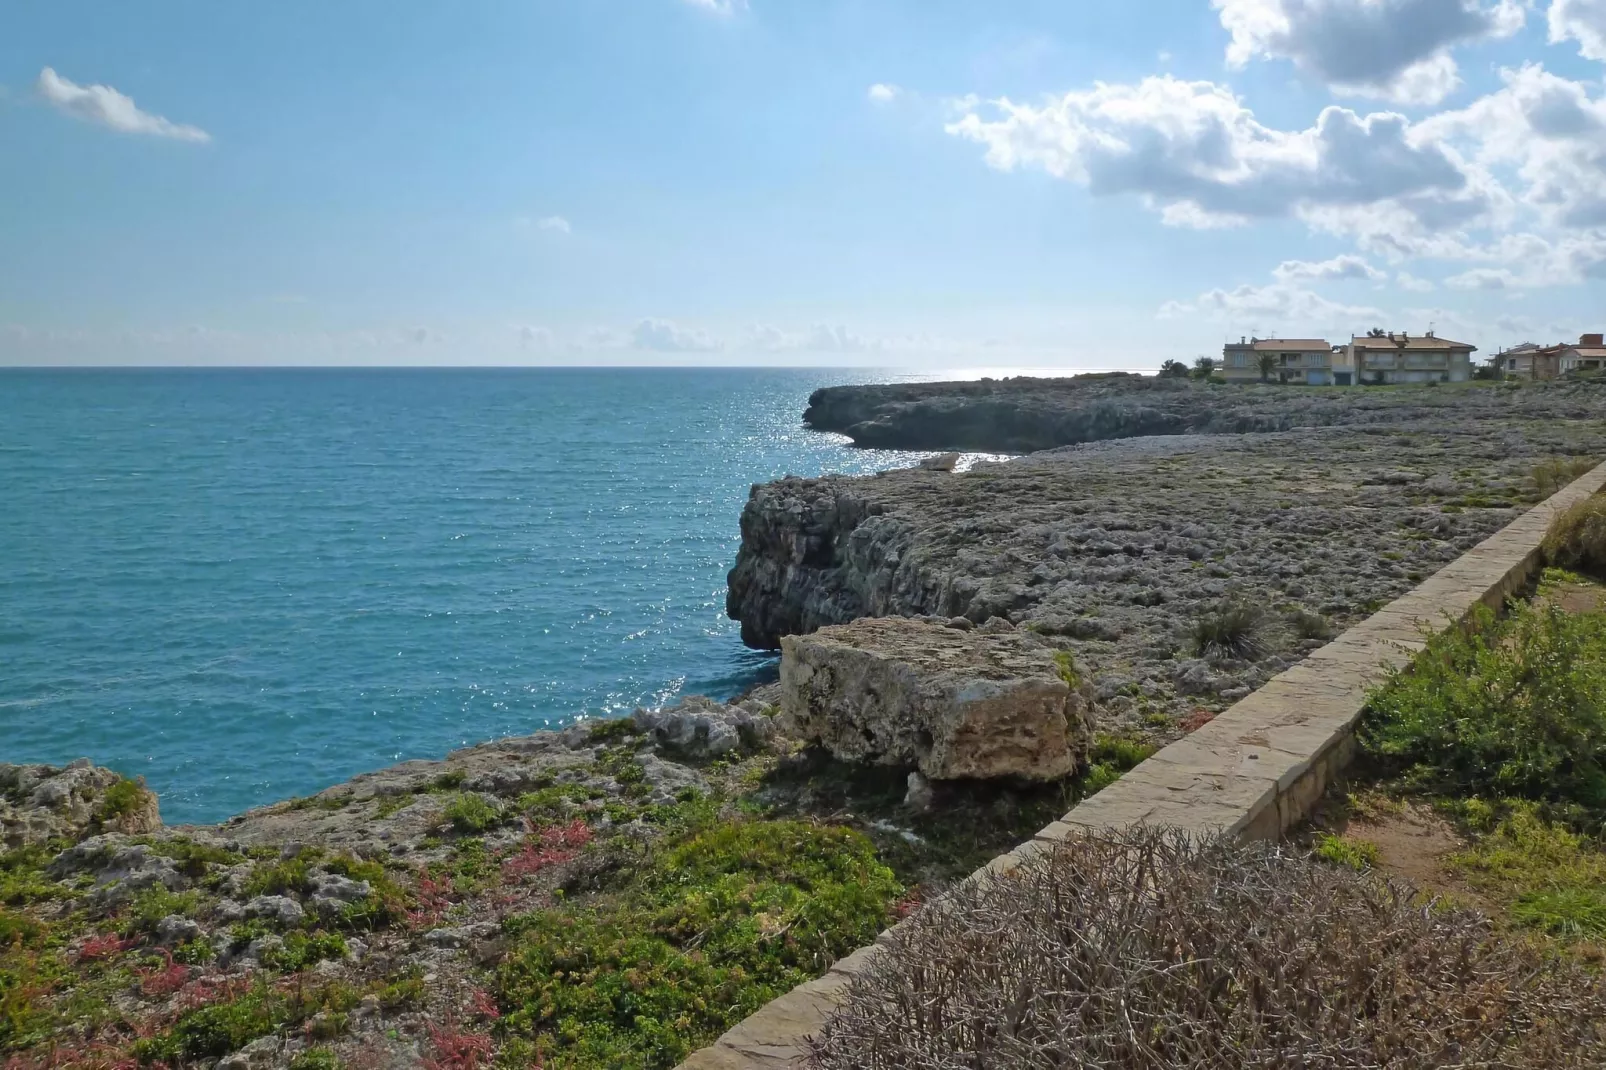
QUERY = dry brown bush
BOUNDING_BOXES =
[1544,492,1606,575]
[807,830,1606,1069]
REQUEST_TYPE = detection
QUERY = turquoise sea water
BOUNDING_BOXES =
[0,368,927,824]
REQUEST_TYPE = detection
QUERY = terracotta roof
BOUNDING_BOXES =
[1350,334,1475,351]
[1563,347,1606,359]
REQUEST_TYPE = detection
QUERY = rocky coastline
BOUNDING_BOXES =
[9,375,1606,1069]
[734,378,1606,737]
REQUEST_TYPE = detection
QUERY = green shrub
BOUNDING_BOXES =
[427,770,467,793]
[442,792,502,834]
[587,717,642,744]
[1191,602,1268,660]
[96,776,148,825]
[1361,602,1606,811]
[497,818,902,1068]
[1543,493,1606,575]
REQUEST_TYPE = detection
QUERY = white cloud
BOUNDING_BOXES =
[745,324,877,352]
[946,76,1489,236]
[1396,271,1437,291]
[867,83,901,104]
[630,318,723,352]
[1213,0,1525,104]
[516,325,555,351]
[1417,64,1606,229]
[681,0,745,12]
[1273,254,1386,281]
[537,215,571,234]
[1159,280,1383,325]
[35,67,209,142]
[1445,266,1522,289]
[1550,0,1606,60]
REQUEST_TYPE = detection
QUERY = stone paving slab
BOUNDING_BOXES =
[674,463,1606,1069]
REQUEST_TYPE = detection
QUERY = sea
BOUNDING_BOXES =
[0,367,954,825]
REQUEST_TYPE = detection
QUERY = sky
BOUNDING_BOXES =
[2,0,1604,369]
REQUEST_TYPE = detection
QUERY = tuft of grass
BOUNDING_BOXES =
[426,770,467,793]
[1288,609,1335,642]
[442,792,503,835]
[1313,833,1380,871]
[1191,602,1268,660]
[1543,492,1606,576]
[1533,456,1597,500]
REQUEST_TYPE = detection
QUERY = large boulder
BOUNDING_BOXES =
[779,617,1096,781]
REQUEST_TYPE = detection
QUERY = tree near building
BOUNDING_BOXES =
[1191,356,1217,380]
[1258,352,1278,382]
[1159,359,1189,378]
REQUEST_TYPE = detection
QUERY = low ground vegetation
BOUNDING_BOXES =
[1,703,1152,1069]
[1319,543,1606,953]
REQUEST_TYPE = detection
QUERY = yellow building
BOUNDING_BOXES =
[1219,337,1337,384]
[1335,331,1476,385]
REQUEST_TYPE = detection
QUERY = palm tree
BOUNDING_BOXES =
[1257,352,1277,382]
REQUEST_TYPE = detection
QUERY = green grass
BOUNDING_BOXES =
[1361,601,1606,812]
[1312,833,1380,871]
[496,816,902,1070]
[259,930,348,973]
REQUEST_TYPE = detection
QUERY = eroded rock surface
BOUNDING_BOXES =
[732,381,1606,733]
[804,374,1606,453]
[1,759,160,847]
[780,616,1096,781]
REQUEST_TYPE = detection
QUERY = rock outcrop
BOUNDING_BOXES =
[1,759,160,847]
[731,381,1606,734]
[779,616,1096,781]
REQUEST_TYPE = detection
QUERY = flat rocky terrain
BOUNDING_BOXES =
[805,373,1606,452]
[732,379,1606,736]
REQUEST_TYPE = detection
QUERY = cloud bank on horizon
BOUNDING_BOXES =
[2,0,1603,367]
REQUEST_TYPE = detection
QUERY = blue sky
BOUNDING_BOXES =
[3,0,1603,368]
